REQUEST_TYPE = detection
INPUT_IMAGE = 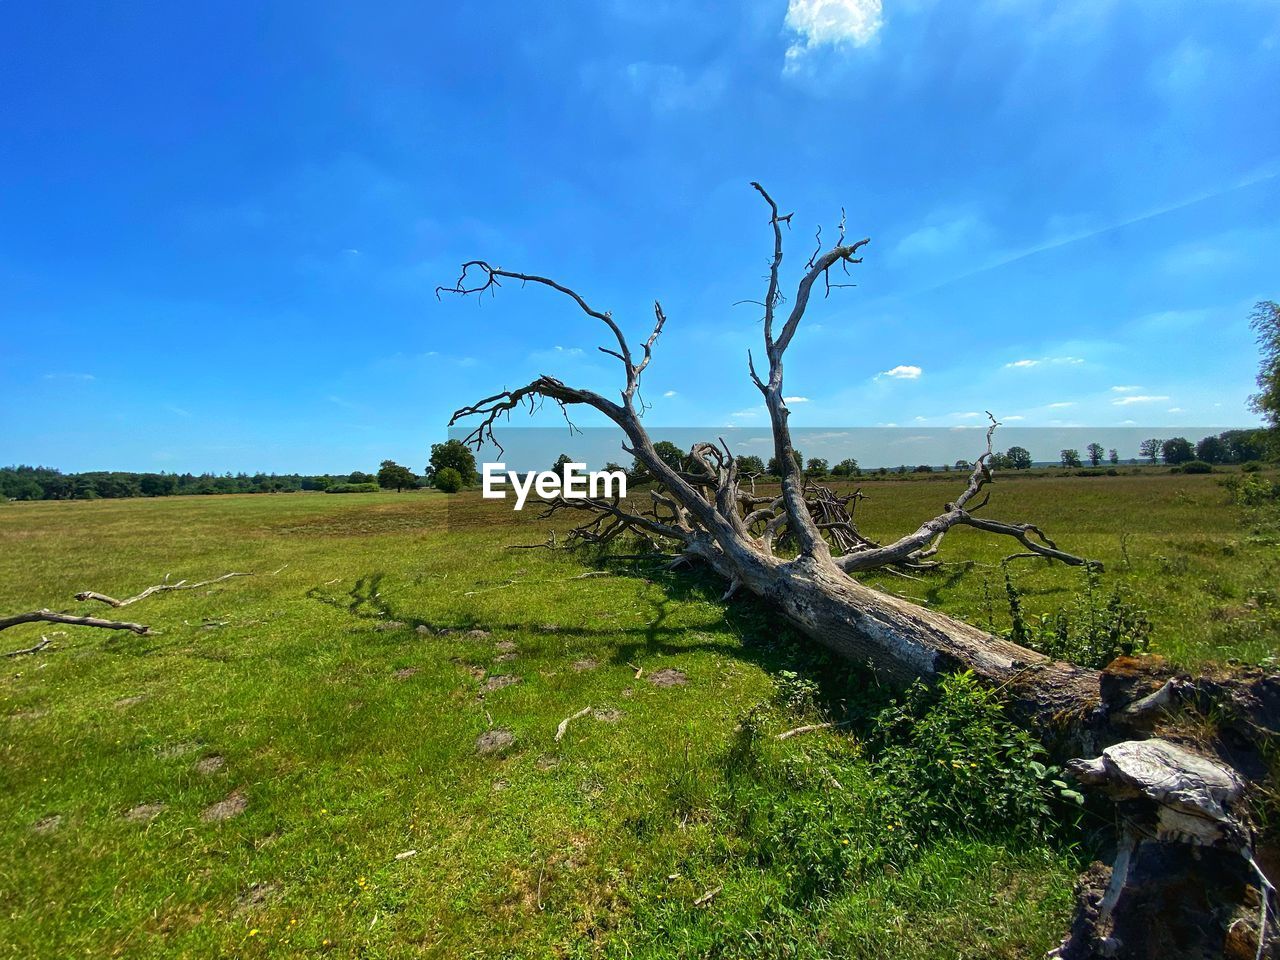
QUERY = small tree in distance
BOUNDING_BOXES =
[832,457,860,477]
[1005,446,1032,470]
[632,441,685,482]
[377,460,418,492]
[1109,448,1120,465]
[805,457,829,476]
[1086,443,1104,467]
[1162,437,1194,465]
[1060,449,1082,468]
[427,440,478,484]
[1139,438,1163,465]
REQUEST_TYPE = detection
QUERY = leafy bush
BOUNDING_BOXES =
[870,673,1081,843]
[1181,460,1213,474]
[1004,566,1152,668]
[324,482,380,494]
[718,670,1079,903]
[1242,461,1264,473]
[1222,473,1279,507]
[433,467,464,493]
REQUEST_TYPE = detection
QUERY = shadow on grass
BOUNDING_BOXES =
[305,556,904,730]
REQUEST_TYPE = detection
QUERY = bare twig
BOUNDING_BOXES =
[554,706,593,742]
[75,572,253,608]
[4,635,53,658]
[694,885,723,907]
[776,721,853,740]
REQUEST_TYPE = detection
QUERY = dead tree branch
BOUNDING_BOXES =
[0,609,150,635]
[75,572,253,608]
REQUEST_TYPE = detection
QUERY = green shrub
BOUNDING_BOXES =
[1242,461,1264,473]
[1004,566,1152,668]
[717,670,1080,903]
[1181,460,1213,474]
[324,482,380,494]
[433,467,464,493]
[870,673,1081,844]
[1222,473,1279,507]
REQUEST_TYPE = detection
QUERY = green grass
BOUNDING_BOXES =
[1,471,1276,958]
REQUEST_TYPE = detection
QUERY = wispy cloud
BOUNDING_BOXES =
[663,390,678,398]
[1003,356,1083,369]
[784,0,883,71]
[1046,401,1075,409]
[43,372,95,381]
[166,404,192,418]
[784,396,810,403]
[1110,385,1142,393]
[1112,395,1171,406]
[876,364,922,381]
[895,211,990,260]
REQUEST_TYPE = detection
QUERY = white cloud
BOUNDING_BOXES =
[1003,356,1083,369]
[1110,385,1141,393]
[784,396,810,403]
[784,0,883,69]
[1003,415,1025,421]
[1167,407,1186,413]
[728,406,765,420]
[529,345,584,362]
[952,412,982,420]
[663,390,678,398]
[1046,401,1075,409]
[43,372,95,381]
[876,364,922,380]
[1112,395,1170,406]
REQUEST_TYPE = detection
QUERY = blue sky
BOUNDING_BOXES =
[2,0,1278,474]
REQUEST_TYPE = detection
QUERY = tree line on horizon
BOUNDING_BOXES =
[3,426,1275,502]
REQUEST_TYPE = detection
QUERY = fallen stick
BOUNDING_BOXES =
[776,721,852,741]
[694,885,722,907]
[555,707,593,742]
[75,572,252,608]
[4,635,53,658]
[0,609,150,635]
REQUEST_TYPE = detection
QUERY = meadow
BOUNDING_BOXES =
[2,469,1277,958]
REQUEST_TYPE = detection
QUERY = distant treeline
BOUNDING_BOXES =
[0,466,387,501]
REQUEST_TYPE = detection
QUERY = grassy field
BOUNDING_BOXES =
[2,470,1277,958]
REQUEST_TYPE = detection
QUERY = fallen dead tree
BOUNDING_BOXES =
[439,184,1278,958]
